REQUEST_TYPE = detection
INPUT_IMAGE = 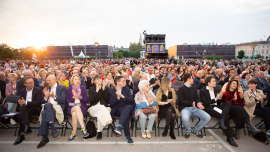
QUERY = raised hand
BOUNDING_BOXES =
[234,92,238,100]
[43,88,50,98]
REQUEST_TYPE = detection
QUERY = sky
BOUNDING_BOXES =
[0,0,270,49]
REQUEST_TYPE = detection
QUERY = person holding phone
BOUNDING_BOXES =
[156,78,180,139]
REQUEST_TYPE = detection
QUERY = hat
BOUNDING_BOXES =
[84,120,97,139]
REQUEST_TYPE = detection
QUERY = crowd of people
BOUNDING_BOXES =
[0,57,270,149]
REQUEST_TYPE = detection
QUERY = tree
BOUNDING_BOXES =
[237,50,245,59]
[122,51,130,58]
[205,56,214,60]
[212,60,216,67]
[129,42,142,52]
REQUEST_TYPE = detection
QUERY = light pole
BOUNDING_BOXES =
[196,52,198,59]
[203,50,207,58]
[94,42,99,59]
[99,51,100,59]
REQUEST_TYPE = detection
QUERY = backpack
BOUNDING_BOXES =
[0,104,8,115]
[84,120,97,139]
[253,132,269,145]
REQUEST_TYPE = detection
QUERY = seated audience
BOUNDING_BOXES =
[88,75,117,140]
[156,78,180,139]
[134,80,156,139]
[14,77,42,145]
[58,73,69,88]
[200,76,237,147]
[244,79,270,140]
[178,74,211,139]
[255,71,269,90]
[109,76,135,144]
[66,75,89,141]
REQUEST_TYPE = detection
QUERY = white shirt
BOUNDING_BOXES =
[147,74,155,81]
[206,86,217,105]
[26,88,33,105]
[49,83,58,104]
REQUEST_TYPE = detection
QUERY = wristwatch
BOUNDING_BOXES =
[53,96,57,101]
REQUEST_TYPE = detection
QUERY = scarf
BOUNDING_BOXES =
[134,90,157,120]
[72,85,80,99]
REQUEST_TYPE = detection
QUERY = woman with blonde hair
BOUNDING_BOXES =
[66,75,89,141]
[2,73,18,125]
[132,67,141,79]
[156,78,181,139]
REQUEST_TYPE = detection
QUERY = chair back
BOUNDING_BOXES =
[5,96,20,103]
[171,85,179,91]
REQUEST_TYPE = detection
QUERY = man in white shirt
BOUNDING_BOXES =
[147,68,155,81]
[14,77,43,145]
[37,75,66,149]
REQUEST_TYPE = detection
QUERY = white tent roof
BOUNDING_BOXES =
[77,51,85,58]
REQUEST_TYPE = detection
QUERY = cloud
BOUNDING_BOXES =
[0,0,269,49]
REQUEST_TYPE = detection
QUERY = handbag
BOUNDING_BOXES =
[253,132,269,145]
[142,107,156,115]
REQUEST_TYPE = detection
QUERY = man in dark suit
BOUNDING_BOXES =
[200,76,238,147]
[149,69,161,91]
[256,71,269,90]
[263,86,270,108]
[16,70,39,96]
[224,69,235,84]
[213,69,225,86]
[37,75,66,149]
[0,79,6,101]
[133,73,148,96]
[178,74,211,139]
[192,70,206,90]
[14,77,43,145]
[109,76,135,144]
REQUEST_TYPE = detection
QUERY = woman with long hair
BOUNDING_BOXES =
[156,78,181,139]
[222,80,260,138]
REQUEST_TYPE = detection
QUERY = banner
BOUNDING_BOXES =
[69,41,74,56]
[253,45,259,57]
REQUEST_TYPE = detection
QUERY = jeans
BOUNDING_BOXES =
[139,112,156,132]
[181,107,211,132]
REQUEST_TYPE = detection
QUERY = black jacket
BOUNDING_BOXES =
[16,77,39,96]
[192,76,205,90]
[200,87,222,112]
[89,85,109,107]
[133,81,139,96]
[0,80,6,100]
[20,86,43,112]
[178,85,200,111]
[213,74,224,86]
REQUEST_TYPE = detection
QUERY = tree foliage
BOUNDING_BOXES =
[0,43,47,60]
[237,50,245,59]
[129,42,142,52]
[205,55,224,60]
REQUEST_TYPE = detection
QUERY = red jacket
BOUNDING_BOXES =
[222,90,244,106]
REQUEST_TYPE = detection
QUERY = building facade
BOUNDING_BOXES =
[47,45,112,60]
[235,41,270,60]
[168,44,235,60]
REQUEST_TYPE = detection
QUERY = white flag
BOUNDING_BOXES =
[84,40,87,55]
[69,41,74,56]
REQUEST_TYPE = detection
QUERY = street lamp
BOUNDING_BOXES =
[196,52,198,59]
[94,42,99,59]
[99,51,100,59]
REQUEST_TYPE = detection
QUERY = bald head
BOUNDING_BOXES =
[258,71,265,79]
[47,75,57,87]
[23,70,32,77]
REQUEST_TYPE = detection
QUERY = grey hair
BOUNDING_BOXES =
[0,71,5,75]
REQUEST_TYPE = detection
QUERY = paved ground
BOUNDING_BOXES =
[0,117,269,152]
